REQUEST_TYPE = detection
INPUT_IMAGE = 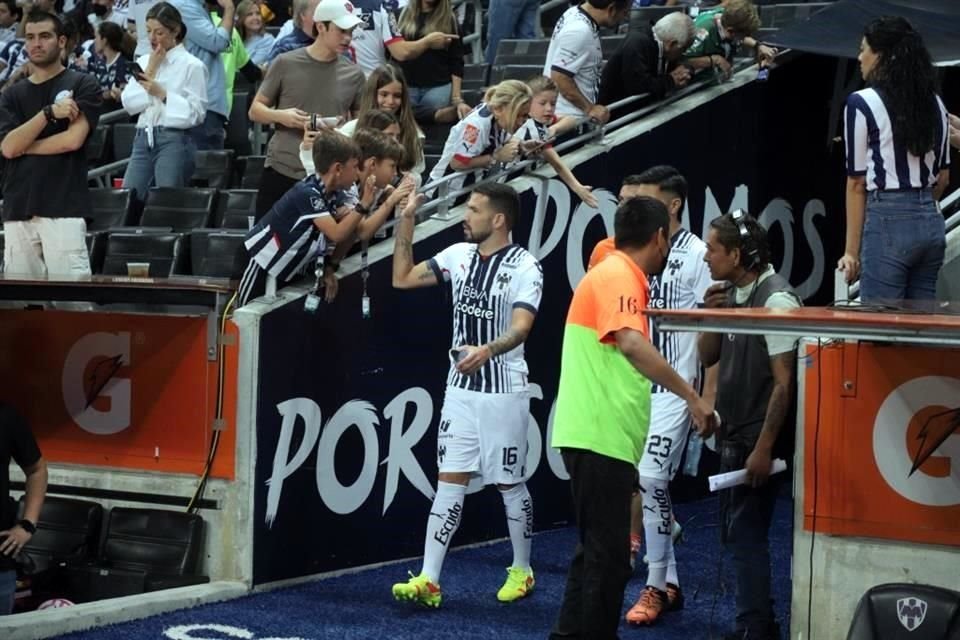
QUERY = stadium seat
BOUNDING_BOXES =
[86,124,110,165]
[420,124,451,155]
[214,188,257,228]
[15,496,103,606]
[227,91,253,156]
[189,229,246,278]
[191,149,235,189]
[60,507,208,602]
[423,153,442,177]
[847,583,960,639]
[490,63,544,84]
[140,187,217,230]
[601,34,626,60]
[760,3,830,28]
[86,188,135,230]
[86,231,107,274]
[101,231,187,277]
[628,7,681,32]
[493,38,550,66]
[17,496,103,577]
[239,155,266,189]
[112,122,137,161]
[462,63,490,91]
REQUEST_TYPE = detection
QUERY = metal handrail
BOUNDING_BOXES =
[380,55,759,232]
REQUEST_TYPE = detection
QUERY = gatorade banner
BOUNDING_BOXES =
[0,310,238,478]
[804,342,960,547]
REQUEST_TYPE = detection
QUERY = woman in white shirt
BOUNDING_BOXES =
[120,2,207,204]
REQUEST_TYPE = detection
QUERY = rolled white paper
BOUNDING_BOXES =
[708,458,788,492]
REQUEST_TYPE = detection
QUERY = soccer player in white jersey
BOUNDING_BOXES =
[391,182,544,608]
[589,166,719,626]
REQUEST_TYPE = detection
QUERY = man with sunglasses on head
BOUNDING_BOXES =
[699,210,800,640]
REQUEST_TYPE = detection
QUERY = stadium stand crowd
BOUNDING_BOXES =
[0,0,842,288]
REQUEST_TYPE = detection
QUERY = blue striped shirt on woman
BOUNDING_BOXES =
[844,88,950,191]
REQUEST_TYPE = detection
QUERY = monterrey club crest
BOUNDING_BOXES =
[896,597,927,632]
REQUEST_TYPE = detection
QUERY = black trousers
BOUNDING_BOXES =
[719,439,782,639]
[551,448,635,640]
[254,166,299,222]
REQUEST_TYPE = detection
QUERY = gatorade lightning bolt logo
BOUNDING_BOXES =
[910,407,960,477]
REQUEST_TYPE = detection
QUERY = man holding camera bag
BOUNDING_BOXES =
[0,402,47,616]
[249,0,365,220]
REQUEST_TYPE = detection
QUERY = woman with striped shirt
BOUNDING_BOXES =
[839,16,950,302]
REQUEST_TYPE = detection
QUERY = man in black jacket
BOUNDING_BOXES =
[598,11,694,105]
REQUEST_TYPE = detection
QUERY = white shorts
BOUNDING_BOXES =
[437,386,530,486]
[637,392,692,481]
[3,218,91,278]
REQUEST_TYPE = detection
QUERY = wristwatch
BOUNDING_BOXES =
[17,519,37,535]
[355,202,371,215]
[42,104,57,124]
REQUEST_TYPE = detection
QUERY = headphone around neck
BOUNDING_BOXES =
[730,209,760,272]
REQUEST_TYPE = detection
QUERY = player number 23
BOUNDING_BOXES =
[646,435,673,458]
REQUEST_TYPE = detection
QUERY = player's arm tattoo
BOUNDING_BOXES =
[485,327,525,357]
[392,214,416,286]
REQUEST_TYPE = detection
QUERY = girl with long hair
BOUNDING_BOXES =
[839,16,951,302]
[339,64,425,175]
[427,79,531,193]
[235,0,274,67]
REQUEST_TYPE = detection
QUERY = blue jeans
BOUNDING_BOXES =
[484,0,540,63]
[122,127,197,204]
[410,84,453,123]
[0,569,15,615]
[720,440,780,639]
[188,111,227,151]
[860,189,945,303]
[409,84,452,114]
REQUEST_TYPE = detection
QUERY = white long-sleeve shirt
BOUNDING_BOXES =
[121,44,208,130]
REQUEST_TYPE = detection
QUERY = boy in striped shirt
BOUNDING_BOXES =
[238,129,413,306]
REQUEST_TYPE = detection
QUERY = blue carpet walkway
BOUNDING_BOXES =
[56,497,793,640]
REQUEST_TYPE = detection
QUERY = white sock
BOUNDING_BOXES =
[666,546,679,587]
[421,481,467,584]
[640,476,674,591]
[500,483,533,571]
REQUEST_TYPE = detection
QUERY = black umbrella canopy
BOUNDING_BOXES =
[763,0,960,66]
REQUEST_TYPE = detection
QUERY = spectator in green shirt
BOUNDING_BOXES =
[210,2,262,112]
[682,0,775,80]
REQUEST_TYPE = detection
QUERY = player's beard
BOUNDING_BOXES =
[463,223,491,245]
